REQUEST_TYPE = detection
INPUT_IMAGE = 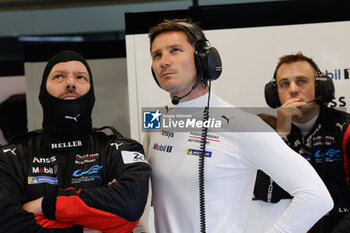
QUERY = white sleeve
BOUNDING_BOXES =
[238,116,333,233]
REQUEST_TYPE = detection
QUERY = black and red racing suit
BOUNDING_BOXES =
[0,127,151,233]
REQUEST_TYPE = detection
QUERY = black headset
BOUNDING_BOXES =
[264,58,335,108]
[151,21,222,87]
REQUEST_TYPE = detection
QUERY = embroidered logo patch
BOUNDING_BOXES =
[121,151,148,164]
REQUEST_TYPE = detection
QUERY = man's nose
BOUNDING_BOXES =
[289,81,299,96]
[160,53,172,69]
[66,74,76,89]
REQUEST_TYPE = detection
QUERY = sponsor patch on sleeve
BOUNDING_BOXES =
[121,151,149,164]
[28,176,58,185]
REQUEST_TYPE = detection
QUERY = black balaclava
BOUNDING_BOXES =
[39,50,95,145]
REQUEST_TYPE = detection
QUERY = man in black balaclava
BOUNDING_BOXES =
[0,50,151,233]
[39,50,95,143]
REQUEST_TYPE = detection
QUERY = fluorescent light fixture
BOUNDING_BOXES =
[18,36,84,42]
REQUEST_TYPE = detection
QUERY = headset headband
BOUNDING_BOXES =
[273,57,321,81]
[176,21,207,43]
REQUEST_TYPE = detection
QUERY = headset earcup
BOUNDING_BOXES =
[196,47,222,82]
[265,81,281,108]
[194,52,204,82]
[315,75,335,103]
[205,47,222,80]
[176,22,222,82]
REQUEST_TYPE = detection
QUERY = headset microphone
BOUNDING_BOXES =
[306,97,322,104]
[171,96,180,105]
[172,80,199,105]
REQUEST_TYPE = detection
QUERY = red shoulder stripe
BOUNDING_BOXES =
[342,124,350,185]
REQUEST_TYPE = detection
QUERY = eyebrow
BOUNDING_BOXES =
[51,70,66,74]
[51,70,89,75]
[151,44,184,56]
[277,76,309,84]
[49,71,90,80]
[49,70,67,77]
[74,71,89,76]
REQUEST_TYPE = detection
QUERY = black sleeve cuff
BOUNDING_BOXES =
[73,225,83,233]
[42,192,57,219]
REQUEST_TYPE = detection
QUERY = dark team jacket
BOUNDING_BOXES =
[254,106,350,233]
[0,127,151,233]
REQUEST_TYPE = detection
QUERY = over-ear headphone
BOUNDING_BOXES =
[151,21,222,87]
[264,58,335,108]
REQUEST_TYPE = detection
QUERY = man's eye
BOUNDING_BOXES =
[279,82,289,88]
[171,48,180,53]
[298,80,306,85]
[54,75,63,79]
[76,75,89,83]
[153,53,161,59]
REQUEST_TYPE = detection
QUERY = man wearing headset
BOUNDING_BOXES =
[258,52,350,232]
[138,18,333,233]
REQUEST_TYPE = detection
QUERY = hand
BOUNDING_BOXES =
[83,227,103,233]
[22,197,44,215]
[108,178,117,185]
[276,98,307,138]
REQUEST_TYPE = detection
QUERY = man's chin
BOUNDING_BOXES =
[299,103,319,114]
[161,83,179,94]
